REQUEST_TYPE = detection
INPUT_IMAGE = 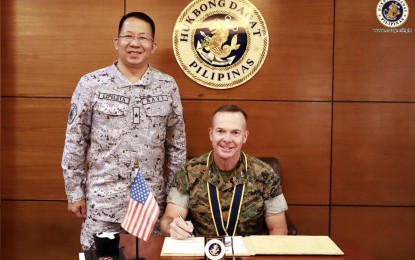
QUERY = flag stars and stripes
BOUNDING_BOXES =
[121,169,159,242]
[131,175,150,204]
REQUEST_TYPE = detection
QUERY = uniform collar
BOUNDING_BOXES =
[110,61,153,88]
[202,151,249,189]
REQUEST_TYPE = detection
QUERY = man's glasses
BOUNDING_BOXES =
[118,34,154,44]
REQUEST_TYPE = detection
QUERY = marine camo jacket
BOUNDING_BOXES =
[62,63,186,223]
[169,152,288,236]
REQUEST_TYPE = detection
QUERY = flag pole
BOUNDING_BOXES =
[129,236,145,260]
[123,158,158,259]
[130,159,145,260]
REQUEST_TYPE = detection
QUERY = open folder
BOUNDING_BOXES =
[160,235,344,256]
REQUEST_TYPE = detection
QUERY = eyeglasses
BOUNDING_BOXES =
[118,34,154,44]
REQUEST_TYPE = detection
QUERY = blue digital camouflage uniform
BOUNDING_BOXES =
[167,152,288,236]
[62,62,186,249]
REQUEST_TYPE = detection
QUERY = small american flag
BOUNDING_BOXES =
[121,169,159,242]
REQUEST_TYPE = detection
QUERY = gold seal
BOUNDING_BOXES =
[376,0,409,28]
[204,238,225,259]
[173,0,269,89]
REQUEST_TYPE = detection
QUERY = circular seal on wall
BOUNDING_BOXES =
[173,0,269,89]
[376,0,409,28]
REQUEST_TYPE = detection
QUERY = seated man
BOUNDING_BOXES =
[161,104,288,239]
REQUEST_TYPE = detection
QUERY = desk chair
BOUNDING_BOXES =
[258,157,297,235]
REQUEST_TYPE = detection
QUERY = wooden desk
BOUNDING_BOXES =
[119,235,375,260]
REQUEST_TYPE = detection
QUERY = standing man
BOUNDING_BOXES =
[161,104,288,239]
[62,12,186,250]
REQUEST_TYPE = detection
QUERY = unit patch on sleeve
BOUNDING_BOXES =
[68,103,77,125]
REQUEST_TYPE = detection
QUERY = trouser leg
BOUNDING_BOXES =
[80,215,124,251]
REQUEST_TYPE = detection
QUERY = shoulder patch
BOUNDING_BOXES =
[68,103,77,124]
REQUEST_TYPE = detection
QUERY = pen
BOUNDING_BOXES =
[178,213,195,237]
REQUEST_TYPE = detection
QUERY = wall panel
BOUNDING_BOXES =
[331,206,415,260]
[287,205,330,235]
[334,0,415,101]
[1,201,82,260]
[1,98,69,200]
[1,0,122,97]
[332,103,415,206]
[127,0,333,101]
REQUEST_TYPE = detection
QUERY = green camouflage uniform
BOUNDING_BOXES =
[168,152,288,236]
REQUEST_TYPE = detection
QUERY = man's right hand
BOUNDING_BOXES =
[168,216,195,240]
[68,200,87,219]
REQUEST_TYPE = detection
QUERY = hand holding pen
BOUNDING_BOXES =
[169,213,195,239]
[178,213,195,237]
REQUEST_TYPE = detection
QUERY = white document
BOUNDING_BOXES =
[160,236,250,256]
[161,237,205,256]
[246,235,344,255]
[160,235,343,256]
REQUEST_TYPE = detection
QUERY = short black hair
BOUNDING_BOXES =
[118,12,155,38]
[213,104,248,124]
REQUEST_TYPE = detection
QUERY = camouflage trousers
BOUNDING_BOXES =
[80,215,125,251]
